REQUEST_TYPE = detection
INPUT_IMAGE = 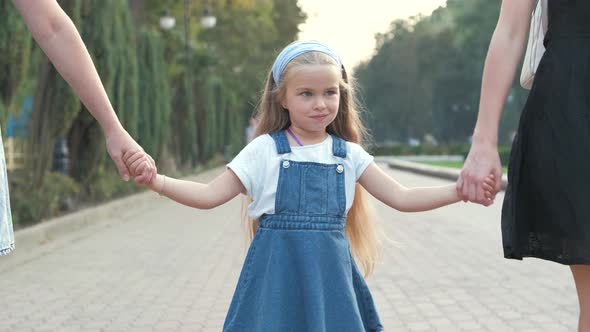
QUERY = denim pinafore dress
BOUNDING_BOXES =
[223,131,383,332]
[0,128,14,256]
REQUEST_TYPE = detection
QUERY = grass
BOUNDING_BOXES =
[421,161,508,173]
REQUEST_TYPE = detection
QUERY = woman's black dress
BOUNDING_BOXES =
[503,0,590,265]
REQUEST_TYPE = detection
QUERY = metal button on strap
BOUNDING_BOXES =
[282,160,290,168]
[336,164,344,173]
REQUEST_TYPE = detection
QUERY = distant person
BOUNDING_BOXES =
[125,40,496,331]
[1,0,156,255]
[245,116,258,143]
[457,1,590,330]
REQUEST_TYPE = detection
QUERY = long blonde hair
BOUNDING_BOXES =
[243,51,383,277]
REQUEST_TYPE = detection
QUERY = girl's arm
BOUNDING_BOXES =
[458,0,535,203]
[359,163,460,212]
[359,163,494,212]
[149,170,246,210]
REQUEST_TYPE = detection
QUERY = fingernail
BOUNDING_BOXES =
[123,175,130,182]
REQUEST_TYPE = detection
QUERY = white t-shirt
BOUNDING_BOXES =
[227,134,374,219]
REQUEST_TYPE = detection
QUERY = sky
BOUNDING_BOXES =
[297,0,448,69]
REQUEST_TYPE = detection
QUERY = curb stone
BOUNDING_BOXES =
[374,156,508,190]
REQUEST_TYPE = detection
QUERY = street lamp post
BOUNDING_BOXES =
[159,9,175,30]
[159,2,217,61]
[159,3,216,166]
[200,5,217,29]
[159,3,217,31]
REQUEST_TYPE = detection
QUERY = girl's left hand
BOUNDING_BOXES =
[482,173,498,204]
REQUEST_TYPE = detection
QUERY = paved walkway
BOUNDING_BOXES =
[0,165,578,331]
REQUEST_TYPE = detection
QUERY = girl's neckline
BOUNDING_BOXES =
[288,132,331,148]
[286,127,304,146]
[285,128,329,147]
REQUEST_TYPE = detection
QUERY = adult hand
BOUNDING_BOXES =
[457,140,502,206]
[104,126,156,185]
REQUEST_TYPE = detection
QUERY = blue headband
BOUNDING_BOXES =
[271,41,343,88]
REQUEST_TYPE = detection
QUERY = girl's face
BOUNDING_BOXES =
[281,65,341,134]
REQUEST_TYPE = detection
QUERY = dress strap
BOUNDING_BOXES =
[270,130,292,154]
[332,135,347,158]
[271,130,347,157]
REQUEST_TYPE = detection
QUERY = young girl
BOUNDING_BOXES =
[125,40,496,332]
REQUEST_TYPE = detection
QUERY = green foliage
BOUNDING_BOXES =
[83,164,143,202]
[69,0,140,184]
[81,0,115,93]
[0,102,5,129]
[369,143,471,158]
[24,0,84,186]
[28,58,81,185]
[2,0,305,227]
[153,0,305,166]
[356,0,526,146]
[226,91,244,157]
[0,1,33,126]
[173,74,199,167]
[370,143,512,167]
[137,28,172,160]
[498,145,512,166]
[202,76,222,159]
[8,170,80,227]
[112,0,140,138]
[197,76,245,161]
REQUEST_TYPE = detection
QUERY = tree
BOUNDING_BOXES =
[28,0,82,186]
[356,0,526,145]
[0,1,33,129]
[67,0,143,190]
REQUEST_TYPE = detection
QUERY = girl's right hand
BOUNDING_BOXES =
[104,127,156,185]
[122,150,156,185]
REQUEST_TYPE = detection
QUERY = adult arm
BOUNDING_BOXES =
[457,0,536,204]
[11,0,155,183]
